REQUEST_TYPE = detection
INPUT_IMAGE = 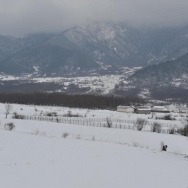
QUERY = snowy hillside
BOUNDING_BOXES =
[0,103,188,188]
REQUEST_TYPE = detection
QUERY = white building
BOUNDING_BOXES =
[179,107,188,113]
[117,106,134,113]
[152,106,170,113]
[135,106,151,114]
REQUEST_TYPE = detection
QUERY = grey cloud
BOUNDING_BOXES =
[0,0,188,36]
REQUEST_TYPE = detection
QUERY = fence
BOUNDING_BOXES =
[12,115,180,134]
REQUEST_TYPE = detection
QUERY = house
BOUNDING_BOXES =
[134,106,151,114]
[152,106,170,113]
[117,106,134,113]
[179,107,188,113]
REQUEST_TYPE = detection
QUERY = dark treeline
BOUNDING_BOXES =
[151,86,188,103]
[0,93,144,109]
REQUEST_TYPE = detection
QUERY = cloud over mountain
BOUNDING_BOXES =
[0,0,188,36]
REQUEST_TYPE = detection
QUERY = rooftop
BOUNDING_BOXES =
[117,106,134,109]
[136,106,151,110]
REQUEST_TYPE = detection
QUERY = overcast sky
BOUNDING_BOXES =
[0,0,188,36]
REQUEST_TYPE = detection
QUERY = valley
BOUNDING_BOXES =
[0,22,188,103]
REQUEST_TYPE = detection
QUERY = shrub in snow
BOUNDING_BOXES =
[106,117,112,128]
[91,136,95,141]
[169,128,175,134]
[46,112,57,117]
[41,131,47,136]
[132,141,139,147]
[33,129,40,135]
[67,111,72,117]
[134,118,147,131]
[12,112,25,119]
[162,115,175,121]
[62,132,69,138]
[76,134,81,139]
[4,122,15,131]
[63,111,82,117]
[151,122,162,133]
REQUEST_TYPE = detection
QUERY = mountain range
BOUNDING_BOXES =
[0,22,188,102]
[0,22,188,76]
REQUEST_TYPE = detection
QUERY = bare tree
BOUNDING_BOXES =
[134,118,147,131]
[182,119,188,127]
[5,103,13,119]
[177,119,188,136]
[151,122,162,133]
[151,112,156,119]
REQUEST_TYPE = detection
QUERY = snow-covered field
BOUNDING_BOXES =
[0,103,188,188]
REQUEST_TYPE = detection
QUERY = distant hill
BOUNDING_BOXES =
[0,42,98,75]
[129,52,188,87]
[0,33,52,62]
